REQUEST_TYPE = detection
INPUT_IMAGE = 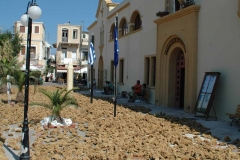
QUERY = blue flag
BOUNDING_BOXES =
[114,19,119,67]
[88,41,96,65]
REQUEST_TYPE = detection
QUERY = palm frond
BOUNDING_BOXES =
[39,88,54,100]
[30,102,53,110]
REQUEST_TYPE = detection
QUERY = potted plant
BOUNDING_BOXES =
[156,11,169,17]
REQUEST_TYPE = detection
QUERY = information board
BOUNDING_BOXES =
[195,72,221,119]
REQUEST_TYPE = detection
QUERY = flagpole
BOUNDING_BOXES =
[114,66,117,117]
[90,34,94,103]
[114,13,118,117]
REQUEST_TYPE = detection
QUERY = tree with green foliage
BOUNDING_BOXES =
[44,58,55,75]
[31,88,79,124]
[12,68,25,103]
[0,57,23,92]
[0,30,22,60]
[10,68,38,103]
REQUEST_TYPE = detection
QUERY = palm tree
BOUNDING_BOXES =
[11,68,38,103]
[31,88,79,124]
[11,68,25,103]
[0,57,22,93]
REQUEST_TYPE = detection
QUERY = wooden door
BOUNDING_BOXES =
[175,50,185,108]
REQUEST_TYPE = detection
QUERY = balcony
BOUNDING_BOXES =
[62,37,68,42]
[30,54,36,59]
[81,39,88,47]
[81,60,88,65]
[58,58,79,65]
[60,37,80,47]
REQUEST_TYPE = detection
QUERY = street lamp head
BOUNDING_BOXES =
[28,5,42,20]
[20,14,29,26]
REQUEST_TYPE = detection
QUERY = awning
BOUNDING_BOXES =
[57,70,81,73]
[21,65,41,71]
[57,70,67,73]
[80,67,87,73]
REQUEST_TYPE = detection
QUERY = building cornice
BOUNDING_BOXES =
[87,21,97,30]
[107,3,130,19]
[154,5,201,25]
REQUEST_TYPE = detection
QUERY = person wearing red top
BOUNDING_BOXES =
[128,80,142,102]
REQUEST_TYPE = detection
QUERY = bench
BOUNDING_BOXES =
[226,105,240,126]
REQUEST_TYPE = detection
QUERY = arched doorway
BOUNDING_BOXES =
[168,47,185,108]
[175,50,185,108]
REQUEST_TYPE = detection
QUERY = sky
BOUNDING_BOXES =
[0,0,123,54]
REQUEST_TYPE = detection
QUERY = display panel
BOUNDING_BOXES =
[195,72,221,117]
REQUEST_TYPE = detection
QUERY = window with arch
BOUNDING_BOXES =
[109,24,115,41]
[134,13,142,30]
[121,19,128,36]
[62,28,68,42]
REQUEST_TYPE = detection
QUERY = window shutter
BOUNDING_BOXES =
[21,46,26,55]
[35,26,39,33]
[20,26,25,33]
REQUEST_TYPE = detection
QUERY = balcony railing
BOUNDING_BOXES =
[59,58,79,65]
[81,60,88,65]
[30,54,36,59]
[72,58,79,64]
[62,37,68,42]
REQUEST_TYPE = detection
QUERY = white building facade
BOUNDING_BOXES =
[55,23,81,80]
[88,0,240,121]
[15,21,50,72]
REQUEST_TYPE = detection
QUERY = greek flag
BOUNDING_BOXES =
[88,42,96,65]
[114,16,119,67]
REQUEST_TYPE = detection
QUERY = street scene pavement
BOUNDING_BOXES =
[2,82,240,159]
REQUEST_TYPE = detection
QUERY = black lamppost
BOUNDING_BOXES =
[20,1,41,159]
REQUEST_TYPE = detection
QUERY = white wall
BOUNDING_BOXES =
[89,0,165,100]
[198,0,240,120]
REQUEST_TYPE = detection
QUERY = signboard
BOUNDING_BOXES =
[195,72,221,119]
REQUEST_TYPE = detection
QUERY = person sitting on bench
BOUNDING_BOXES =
[102,81,114,95]
[128,80,142,102]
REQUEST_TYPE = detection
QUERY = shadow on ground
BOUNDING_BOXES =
[4,144,19,160]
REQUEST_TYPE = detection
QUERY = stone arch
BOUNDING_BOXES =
[109,23,115,41]
[129,10,142,31]
[119,17,128,36]
[167,47,185,108]
[158,35,196,112]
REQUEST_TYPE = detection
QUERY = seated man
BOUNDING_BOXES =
[128,80,142,102]
[102,81,114,95]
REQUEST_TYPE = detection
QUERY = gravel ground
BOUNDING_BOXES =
[0,84,240,159]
